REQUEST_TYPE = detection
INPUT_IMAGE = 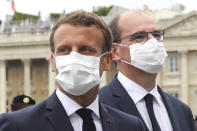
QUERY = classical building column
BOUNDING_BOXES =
[0,60,7,113]
[22,59,31,96]
[48,59,55,95]
[180,49,188,104]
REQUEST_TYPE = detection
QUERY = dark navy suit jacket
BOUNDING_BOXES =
[0,91,147,131]
[99,75,195,131]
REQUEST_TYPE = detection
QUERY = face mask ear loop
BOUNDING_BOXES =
[115,43,129,47]
[114,43,131,65]
[51,53,58,77]
[100,51,109,58]
[99,52,109,66]
[52,53,58,66]
[121,60,132,66]
[99,51,109,77]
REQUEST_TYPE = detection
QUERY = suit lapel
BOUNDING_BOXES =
[110,76,144,120]
[45,92,74,131]
[99,103,116,131]
[110,76,181,131]
[158,87,180,131]
[110,76,149,130]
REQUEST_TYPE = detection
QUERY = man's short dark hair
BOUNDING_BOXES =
[109,15,121,43]
[11,94,36,111]
[50,10,113,54]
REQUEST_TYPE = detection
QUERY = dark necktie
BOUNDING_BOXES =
[76,108,96,131]
[144,94,161,131]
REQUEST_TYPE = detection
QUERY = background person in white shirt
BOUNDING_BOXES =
[0,10,147,131]
[99,11,195,131]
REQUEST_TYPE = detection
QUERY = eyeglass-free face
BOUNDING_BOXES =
[117,30,165,44]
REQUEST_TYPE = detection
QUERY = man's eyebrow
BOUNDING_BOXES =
[57,44,70,49]
[80,45,97,50]
[78,44,96,48]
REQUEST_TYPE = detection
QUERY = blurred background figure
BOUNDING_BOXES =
[11,94,36,111]
[195,116,197,131]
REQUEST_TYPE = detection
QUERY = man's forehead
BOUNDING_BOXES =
[53,24,104,52]
[118,11,156,34]
[119,11,155,22]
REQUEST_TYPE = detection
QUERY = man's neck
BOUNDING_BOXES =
[57,85,99,107]
[120,67,157,92]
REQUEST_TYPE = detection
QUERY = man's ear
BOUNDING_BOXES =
[112,43,121,61]
[51,54,56,72]
[103,52,112,71]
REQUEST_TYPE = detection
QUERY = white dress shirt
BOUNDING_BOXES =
[117,72,173,131]
[56,88,103,131]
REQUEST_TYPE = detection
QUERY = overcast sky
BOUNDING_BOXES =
[0,0,197,21]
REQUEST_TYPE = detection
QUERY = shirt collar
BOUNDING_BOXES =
[149,86,162,105]
[56,88,100,118]
[117,72,161,105]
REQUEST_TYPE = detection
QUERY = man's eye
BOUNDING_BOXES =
[131,34,146,41]
[79,46,97,55]
[81,47,92,52]
[82,48,89,52]
[59,48,70,54]
[60,49,67,52]
[134,35,145,40]
[152,33,161,38]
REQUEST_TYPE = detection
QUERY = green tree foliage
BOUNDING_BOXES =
[50,13,61,20]
[93,5,113,16]
[12,12,39,21]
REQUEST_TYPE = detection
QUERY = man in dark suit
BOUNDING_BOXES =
[99,11,195,131]
[0,10,147,131]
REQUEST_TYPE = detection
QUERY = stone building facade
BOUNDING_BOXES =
[157,11,197,116]
[0,31,55,112]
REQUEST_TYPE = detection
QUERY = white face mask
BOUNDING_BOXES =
[55,51,107,96]
[117,38,167,73]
